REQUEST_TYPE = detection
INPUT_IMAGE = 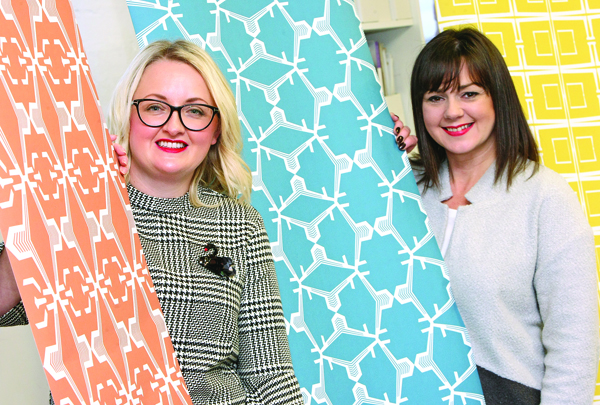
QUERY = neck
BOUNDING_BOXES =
[128,172,192,198]
[443,146,496,209]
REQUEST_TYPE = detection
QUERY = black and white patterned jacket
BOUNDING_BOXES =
[128,185,302,405]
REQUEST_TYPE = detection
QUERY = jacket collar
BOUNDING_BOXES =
[434,160,500,204]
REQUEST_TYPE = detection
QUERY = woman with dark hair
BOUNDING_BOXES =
[402,28,599,404]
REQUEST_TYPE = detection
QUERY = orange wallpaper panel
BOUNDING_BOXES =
[0,1,191,403]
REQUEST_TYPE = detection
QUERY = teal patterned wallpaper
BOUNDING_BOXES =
[126,1,483,403]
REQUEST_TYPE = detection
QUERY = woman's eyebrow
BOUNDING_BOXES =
[137,94,209,104]
[458,82,476,90]
[185,97,209,104]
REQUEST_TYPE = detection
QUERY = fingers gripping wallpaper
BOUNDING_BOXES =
[127,1,483,404]
[0,1,191,403]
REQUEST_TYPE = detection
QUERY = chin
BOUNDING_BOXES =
[446,145,476,156]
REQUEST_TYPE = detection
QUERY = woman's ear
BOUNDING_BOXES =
[110,134,130,175]
[211,117,221,145]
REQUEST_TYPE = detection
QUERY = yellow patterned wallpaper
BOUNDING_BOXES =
[434,0,600,399]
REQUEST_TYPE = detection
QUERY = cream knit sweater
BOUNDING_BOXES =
[418,161,599,404]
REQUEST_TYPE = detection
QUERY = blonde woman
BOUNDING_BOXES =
[0,39,303,405]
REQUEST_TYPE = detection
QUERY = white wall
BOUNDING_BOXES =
[0,326,49,405]
[0,2,138,403]
[419,0,439,42]
[73,0,139,116]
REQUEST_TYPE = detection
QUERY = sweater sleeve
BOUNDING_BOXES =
[533,175,599,405]
[236,214,303,405]
[0,241,28,327]
[0,301,28,327]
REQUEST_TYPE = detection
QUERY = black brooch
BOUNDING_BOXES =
[199,243,235,278]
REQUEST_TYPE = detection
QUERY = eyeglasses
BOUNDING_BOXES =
[132,98,219,131]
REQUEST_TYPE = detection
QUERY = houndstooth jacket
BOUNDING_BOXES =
[0,185,303,405]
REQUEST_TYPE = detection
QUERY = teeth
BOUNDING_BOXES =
[446,123,471,132]
[157,141,186,149]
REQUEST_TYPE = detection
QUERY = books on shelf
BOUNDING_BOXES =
[369,40,395,97]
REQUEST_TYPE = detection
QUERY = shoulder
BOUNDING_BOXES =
[527,164,570,190]
[520,164,581,206]
[198,188,265,229]
[411,161,449,200]
[409,159,426,188]
[517,163,592,235]
[410,161,425,178]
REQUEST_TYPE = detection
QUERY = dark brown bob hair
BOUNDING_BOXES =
[410,27,538,191]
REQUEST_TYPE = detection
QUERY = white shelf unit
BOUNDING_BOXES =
[362,18,413,32]
[356,0,426,130]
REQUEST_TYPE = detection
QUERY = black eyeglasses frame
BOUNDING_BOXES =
[132,98,219,132]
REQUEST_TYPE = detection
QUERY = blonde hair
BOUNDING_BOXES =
[108,40,252,205]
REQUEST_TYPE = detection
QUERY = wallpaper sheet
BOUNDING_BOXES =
[0,1,191,403]
[126,1,484,403]
[434,0,600,400]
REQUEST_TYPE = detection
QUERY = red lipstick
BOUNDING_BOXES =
[156,139,188,153]
[443,123,473,137]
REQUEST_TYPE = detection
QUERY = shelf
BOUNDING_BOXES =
[357,0,424,130]
[362,18,413,33]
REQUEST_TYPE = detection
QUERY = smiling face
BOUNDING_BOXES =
[128,59,220,196]
[422,67,496,164]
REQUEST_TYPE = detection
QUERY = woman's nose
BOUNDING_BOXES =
[444,97,464,120]
[163,111,186,134]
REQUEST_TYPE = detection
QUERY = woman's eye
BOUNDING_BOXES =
[186,106,207,117]
[463,91,479,99]
[426,95,443,103]
[145,103,167,113]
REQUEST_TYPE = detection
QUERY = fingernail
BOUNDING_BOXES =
[396,136,404,147]
[400,143,406,150]
[395,127,400,135]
